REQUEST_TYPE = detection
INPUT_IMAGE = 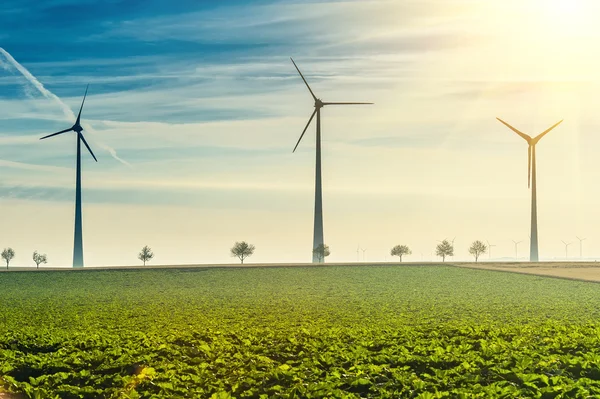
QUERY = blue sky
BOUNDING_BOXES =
[1,0,600,265]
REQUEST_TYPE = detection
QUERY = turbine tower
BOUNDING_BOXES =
[487,240,496,260]
[576,236,586,259]
[497,118,563,262]
[561,240,573,260]
[290,58,372,263]
[512,240,522,260]
[40,85,97,268]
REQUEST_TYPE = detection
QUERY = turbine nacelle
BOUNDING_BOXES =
[496,118,563,188]
[290,58,373,153]
[39,85,97,162]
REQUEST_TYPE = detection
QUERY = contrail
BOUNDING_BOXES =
[0,48,74,120]
[0,47,131,166]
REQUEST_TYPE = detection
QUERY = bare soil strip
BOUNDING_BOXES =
[451,262,600,283]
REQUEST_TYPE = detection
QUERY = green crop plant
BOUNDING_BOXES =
[0,266,599,398]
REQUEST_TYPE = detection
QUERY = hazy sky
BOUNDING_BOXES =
[1,0,600,266]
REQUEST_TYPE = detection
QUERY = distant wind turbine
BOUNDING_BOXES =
[357,245,360,262]
[362,248,367,262]
[512,240,522,260]
[291,58,373,263]
[576,236,586,259]
[497,118,563,262]
[40,85,97,268]
[487,240,496,260]
[561,240,573,259]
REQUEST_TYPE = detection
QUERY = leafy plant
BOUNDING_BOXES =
[230,242,255,264]
[390,245,411,262]
[0,266,599,397]
[436,241,453,262]
[468,241,487,263]
[32,251,47,269]
[2,248,15,269]
[313,244,330,263]
[138,246,154,266]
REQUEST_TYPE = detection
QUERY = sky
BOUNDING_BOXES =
[1,0,600,266]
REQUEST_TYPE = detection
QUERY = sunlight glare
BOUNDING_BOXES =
[548,0,583,15]
[541,0,591,27]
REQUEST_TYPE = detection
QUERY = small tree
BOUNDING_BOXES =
[313,244,330,263]
[390,245,412,262]
[2,248,15,269]
[33,251,47,269]
[230,241,255,264]
[469,240,487,263]
[138,246,154,266]
[435,240,454,262]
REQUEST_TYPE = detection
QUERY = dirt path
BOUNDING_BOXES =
[452,262,600,283]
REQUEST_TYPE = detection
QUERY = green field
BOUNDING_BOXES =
[2,265,600,398]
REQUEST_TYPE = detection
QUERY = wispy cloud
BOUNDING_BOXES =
[0,159,70,173]
[2,0,600,263]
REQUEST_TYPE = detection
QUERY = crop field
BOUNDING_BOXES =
[1,266,600,398]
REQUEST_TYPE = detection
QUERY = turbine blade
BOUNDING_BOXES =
[76,84,89,124]
[40,128,73,140]
[528,145,531,189]
[290,58,317,101]
[323,102,374,105]
[79,133,98,162]
[293,109,317,153]
[496,118,532,142]
[533,120,563,143]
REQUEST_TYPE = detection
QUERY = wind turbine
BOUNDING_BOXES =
[561,240,573,260]
[487,240,496,260]
[290,58,373,263]
[40,85,97,268]
[497,118,563,262]
[512,240,522,260]
[362,248,367,262]
[576,236,586,259]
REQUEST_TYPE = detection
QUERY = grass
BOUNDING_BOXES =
[1,265,600,398]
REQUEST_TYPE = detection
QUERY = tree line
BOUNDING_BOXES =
[137,242,332,265]
[0,248,48,269]
[0,240,491,269]
[390,240,488,262]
